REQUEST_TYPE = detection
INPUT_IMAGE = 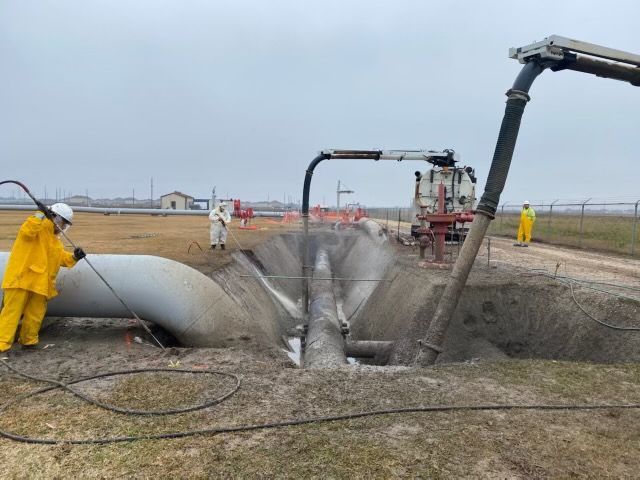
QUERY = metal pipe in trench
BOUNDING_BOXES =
[301,150,441,312]
[303,249,348,368]
[345,340,393,363]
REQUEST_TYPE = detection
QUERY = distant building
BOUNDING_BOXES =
[160,191,194,210]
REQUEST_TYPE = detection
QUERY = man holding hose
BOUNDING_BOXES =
[209,201,232,250]
[0,203,85,352]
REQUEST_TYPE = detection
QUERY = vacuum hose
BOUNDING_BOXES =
[415,61,546,366]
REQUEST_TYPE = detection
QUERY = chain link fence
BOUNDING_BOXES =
[489,199,640,256]
[369,199,640,257]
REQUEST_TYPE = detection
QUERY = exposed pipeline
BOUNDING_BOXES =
[303,249,347,368]
[0,253,252,347]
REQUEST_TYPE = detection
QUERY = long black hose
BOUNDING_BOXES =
[2,359,639,445]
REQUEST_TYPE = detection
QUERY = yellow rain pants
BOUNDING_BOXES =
[0,289,48,351]
[0,214,77,351]
[517,207,536,243]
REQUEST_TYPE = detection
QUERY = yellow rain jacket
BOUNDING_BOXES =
[517,206,536,243]
[1,214,77,299]
[521,206,536,223]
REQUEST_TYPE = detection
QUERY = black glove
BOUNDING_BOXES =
[73,247,86,261]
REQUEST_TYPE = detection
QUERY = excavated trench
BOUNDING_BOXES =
[9,223,636,366]
[223,225,640,366]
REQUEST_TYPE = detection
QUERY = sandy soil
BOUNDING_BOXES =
[373,216,640,287]
[482,236,640,287]
[1,212,640,477]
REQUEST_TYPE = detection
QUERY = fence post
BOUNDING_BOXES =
[499,202,508,230]
[548,199,558,242]
[548,199,558,228]
[632,199,640,256]
[578,197,592,248]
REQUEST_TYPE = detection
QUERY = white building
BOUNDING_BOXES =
[160,191,194,210]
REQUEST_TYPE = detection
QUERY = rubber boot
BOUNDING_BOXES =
[221,244,226,250]
[210,244,216,250]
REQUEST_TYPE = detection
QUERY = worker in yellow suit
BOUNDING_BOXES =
[0,203,85,353]
[514,200,536,247]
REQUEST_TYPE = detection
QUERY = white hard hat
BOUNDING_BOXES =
[523,200,530,205]
[219,202,227,207]
[50,203,74,224]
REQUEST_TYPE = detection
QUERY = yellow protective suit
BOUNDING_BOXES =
[517,206,536,244]
[0,214,77,351]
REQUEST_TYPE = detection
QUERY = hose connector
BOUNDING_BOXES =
[505,89,531,102]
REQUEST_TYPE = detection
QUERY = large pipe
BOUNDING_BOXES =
[415,61,546,366]
[0,205,284,217]
[0,253,251,347]
[357,217,386,241]
[345,340,393,364]
[558,55,640,86]
[303,249,347,368]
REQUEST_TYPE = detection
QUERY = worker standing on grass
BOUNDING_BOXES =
[514,200,536,247]
[209,201,232,250]
[0,203,85,353]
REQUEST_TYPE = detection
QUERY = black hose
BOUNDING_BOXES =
[416,61,547,366]
[476,98,529,217]
[2,359,639,445]
[0,179,50,216]
[476,61,546,218]
[1,361,240,415]
[302,153,331,216]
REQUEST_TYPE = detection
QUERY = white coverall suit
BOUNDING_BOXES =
[209,206,232,247]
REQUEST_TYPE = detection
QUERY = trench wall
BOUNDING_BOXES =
[351,259,640,364]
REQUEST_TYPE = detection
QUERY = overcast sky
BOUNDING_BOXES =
[1,0,638,206]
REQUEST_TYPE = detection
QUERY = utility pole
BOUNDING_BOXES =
[336,180,354,216]
[86,189,89,206]
[150,177,154,208]
[132,188,135,207]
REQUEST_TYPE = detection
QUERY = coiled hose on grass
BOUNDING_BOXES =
[2,359,640,445]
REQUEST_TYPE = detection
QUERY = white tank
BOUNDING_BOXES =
[414,166,476,213]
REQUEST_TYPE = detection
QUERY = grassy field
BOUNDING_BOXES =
[489,212,638,256]
[2,357,640,479]
[368,208,640,257]
[1,211,640,477]
[0,211,298,275]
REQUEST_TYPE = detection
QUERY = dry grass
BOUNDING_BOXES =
[0,211,299,274]
[1,359,640,478]
[489,212,638,257]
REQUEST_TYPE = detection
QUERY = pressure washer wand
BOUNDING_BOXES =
[0,180,166,350]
